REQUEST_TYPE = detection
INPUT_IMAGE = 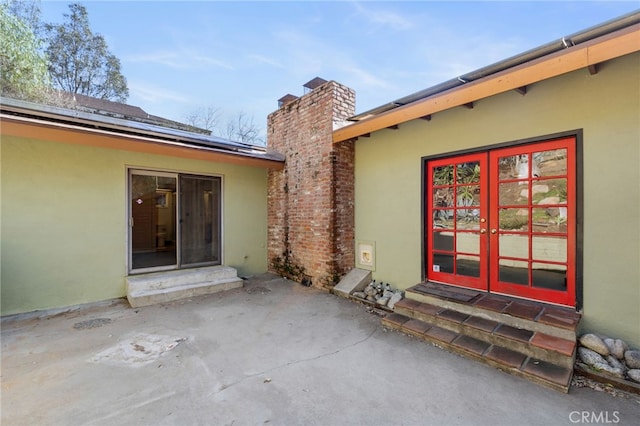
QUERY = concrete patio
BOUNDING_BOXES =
[1,274,638,425]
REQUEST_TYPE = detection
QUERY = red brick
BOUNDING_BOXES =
[267,81,355,286]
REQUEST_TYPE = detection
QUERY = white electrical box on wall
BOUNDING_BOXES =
[356,240,376,271]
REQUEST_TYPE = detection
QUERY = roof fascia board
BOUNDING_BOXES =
[333,24,640,143]
[1,114,285,170]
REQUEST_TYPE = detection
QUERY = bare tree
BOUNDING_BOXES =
[224,111,263,145]
[185,107,264,145]
[184,105,222,132]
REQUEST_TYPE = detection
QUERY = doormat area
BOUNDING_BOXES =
[413,282,480,303]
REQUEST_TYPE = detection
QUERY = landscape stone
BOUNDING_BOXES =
[537,196,560,205]
[606,355,625,371]
[531,184,549,195]
[624,350,640,369]
[376,297,390,307]
[591,362,624,379]
[579,334,610,356]
[627,369,640,383]
[604,338,626,360]
[578,347,607,367]
[387,292,403,310]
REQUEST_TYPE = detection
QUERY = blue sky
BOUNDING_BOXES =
[40,1,638,141]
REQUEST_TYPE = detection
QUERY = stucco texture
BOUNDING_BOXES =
[1,137,269,315]
[353,53,639,346]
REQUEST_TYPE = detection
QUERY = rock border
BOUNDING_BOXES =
[575,363,640,396]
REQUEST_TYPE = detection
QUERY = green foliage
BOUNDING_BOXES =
[44,3,128,102]
[0,2,50,100]
[433,165,453,186]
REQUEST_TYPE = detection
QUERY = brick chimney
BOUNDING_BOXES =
[267,79,356,288]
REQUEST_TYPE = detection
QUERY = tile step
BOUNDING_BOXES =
[382,313,573,393]
[394,299,576,367]
[405,283,581,341]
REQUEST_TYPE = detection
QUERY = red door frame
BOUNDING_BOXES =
[425,136,577,307]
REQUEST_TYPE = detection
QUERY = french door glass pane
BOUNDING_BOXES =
[433,165,454,185]
[180,175,221,266]
[532,236,567,262]
[433,253,454,274]
[433,231,454,251]
[498,154,536,181]
[499,259,529,285]
[499,234,529,258]
[131,173,177,270]
[457,255,480,277]
[533,149,567,177]
[532,263,567,290]
[499,182,528,205]
[499,208,529,231]
[456,161,480,183]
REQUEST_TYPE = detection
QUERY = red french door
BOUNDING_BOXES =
[427,153,489,290]
[426,137,576,306]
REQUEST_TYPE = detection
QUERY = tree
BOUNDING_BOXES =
[45,3,128,102]
[0,2,50,100]
[185,107,264,145]
[224,111,263,145]
[185,106,222,133]
[4,0,42,37]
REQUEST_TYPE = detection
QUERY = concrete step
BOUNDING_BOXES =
[126,265,243,307]
[332,268,372,298]
[382,313,574,393]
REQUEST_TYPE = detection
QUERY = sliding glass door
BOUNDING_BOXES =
[179,175,221,267]
[129,170,221,273]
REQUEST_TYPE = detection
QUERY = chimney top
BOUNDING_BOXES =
[303,77,328,93]
[278,94,299,108]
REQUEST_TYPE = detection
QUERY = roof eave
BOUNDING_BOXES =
[333,21,640,144]
[1,97,285,168]
[1,113,285,170]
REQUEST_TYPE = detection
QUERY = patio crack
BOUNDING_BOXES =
[212,326,379,395]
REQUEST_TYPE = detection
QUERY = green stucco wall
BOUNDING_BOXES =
[354,53,640,346]
[1,138,269,315]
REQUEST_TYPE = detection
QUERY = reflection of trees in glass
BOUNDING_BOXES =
[433,163,481,226]
[456,162,480,183]
[433,165,453,186]
[457,162,480,222]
